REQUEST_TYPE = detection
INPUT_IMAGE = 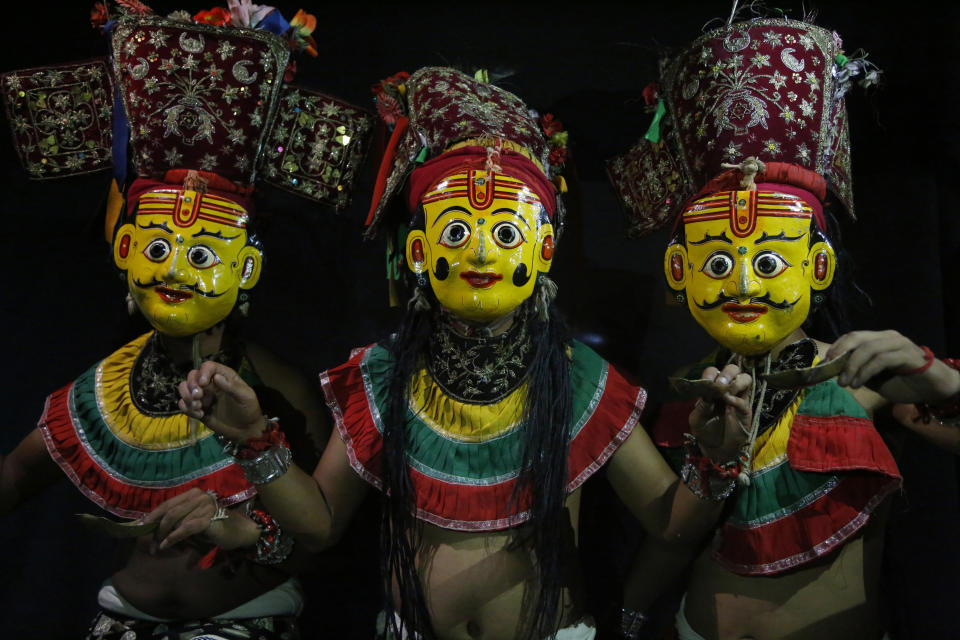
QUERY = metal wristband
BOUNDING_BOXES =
[254,524,295,565]
[681,460,737,501]
[619,607,650,639]
[235,444,292,485]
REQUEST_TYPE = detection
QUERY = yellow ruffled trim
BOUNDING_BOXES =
[751,355,821,471]
[95,332,212,450]
[407,367,524,443]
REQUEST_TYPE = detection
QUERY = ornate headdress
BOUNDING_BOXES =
[365,66,567,237]
[1,2,373,234]
[607,15,879,237]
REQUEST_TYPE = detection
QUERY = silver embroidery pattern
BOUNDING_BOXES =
[661,19,852,211]
[112,14,288,184]
[608,18,859,238]
[0,58,113,178]
[262,85,375,209]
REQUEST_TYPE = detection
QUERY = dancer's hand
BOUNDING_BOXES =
[142,488,259,551]
[826,330,960,403]
[178,361,267,443]
[688,363,752,462]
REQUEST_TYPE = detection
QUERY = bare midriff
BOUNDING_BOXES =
[111,536,288,620]
[407,489,586,640]
[682,532,884,640]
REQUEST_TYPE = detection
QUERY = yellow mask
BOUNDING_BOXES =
[113,189,262,337]
[406,169,554,322]
[664,190,835,355]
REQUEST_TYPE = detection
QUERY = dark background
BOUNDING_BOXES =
[1,2,958,637]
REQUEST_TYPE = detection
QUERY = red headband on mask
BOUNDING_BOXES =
[125,170,256,216]
[406,146,556,217]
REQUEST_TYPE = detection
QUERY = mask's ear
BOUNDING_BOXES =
[236,246,263,290]
[805,240,836,291]
[405,230,430,276]
[113,223,137,270]
[533,221,555,273]
[663,241,689,296]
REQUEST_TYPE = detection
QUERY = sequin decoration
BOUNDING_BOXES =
[0,58,113,179]
[606,139,693,238]
[609,18,859,237]
[111,14,289,185]
[407,68,549,169]
[659,19,851,213]
[366,67,551,235]
[261,85,374,209]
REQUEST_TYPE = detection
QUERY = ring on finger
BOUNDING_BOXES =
[206,490,229,522]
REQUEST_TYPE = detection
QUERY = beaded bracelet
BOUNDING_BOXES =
[219,418,292,485]
[681,434,740,501]
[248,507,295,565]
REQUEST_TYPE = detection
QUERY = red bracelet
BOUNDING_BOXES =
[234,419,288,460]
[915,356,960,424]
[896,345,935,376]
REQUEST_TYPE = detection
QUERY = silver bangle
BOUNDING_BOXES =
[234,445,292,485]
[205,489,230,522]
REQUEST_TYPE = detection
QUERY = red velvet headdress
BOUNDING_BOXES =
[607,17,874,238]
[0,8,374,230]
[364,67,561,237]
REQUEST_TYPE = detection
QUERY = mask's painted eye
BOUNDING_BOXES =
[490,221,525,249]
[143,238,172,262]
[701,251,734,279]
[439,220,471,248]
[187,245,221,269]
[753,251,791,278]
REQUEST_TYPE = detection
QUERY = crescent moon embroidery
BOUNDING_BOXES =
[179,32,205,54]
[781,48,805,72]
[232,60,258,85]
[723,29,751,52]
[128,57,149,80]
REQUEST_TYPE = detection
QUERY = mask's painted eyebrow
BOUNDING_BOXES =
[431,206,472,227]
[689,230,732,245]
[755,230,806,244]
[490,207,529,228]
[192,227,241,240]
[137,220,172,233]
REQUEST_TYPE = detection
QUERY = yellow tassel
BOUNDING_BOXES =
[104,178,124,244]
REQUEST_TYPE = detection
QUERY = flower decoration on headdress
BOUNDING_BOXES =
[371,71,410,129]
[90,2,108,30]
[287,10,318,57]
[193,6,231,25]
[540,113,568,185]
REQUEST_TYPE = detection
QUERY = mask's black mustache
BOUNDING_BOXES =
[132,278,224,298]
[695,292,799,311]
[694,292,739,310]
[750,292,799,310]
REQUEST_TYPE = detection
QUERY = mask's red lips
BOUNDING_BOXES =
[721,303,767,323]
[459,271,503,289]
[155,286,193,304]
